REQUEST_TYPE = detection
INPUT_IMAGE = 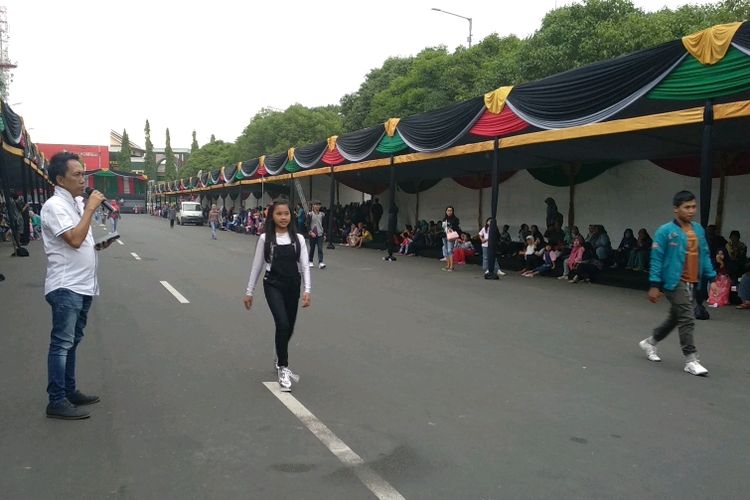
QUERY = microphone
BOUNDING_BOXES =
[85,187,115,213]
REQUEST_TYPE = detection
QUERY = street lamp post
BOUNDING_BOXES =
[431,7,472,48]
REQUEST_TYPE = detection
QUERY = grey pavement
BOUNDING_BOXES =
[1,215,749,500]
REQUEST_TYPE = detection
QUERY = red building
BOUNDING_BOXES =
[36,143,109,171]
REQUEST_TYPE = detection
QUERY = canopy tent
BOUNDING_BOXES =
[84,168,148,198]
[161,21,750,197]
[0,101,51,252]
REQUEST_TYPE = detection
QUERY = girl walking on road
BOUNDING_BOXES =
[243,199,311,392]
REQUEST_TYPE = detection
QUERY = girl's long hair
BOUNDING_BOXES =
[263,198,300,263]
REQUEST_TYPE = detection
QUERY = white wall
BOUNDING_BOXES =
[198,161,749,240]
[382,160,750,239]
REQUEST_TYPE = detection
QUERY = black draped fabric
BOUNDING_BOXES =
[396,97,485,153]
[734,21,750,50]
[240,159,259,177]
[508,40,686,128]
[397,178,441,194]
[199,171,209,185]
[336,125,385,161]
[2,101,24,146]
[224,164,238,182]
[211,169,223,184]
[294,141,327,168]
[265,151,288,174]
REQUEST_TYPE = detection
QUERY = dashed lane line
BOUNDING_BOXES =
[130,252,142,260]
[263,382,405,500]
[159,281,190,304]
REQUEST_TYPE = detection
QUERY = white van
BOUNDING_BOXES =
[176,201,204,226]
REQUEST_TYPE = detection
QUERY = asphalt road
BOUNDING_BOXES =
[1,214,749,500]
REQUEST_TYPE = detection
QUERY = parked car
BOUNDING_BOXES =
[176,201,204,225]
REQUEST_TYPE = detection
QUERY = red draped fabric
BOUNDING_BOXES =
[322,149,346,165]
[652,154,750,178]
[468,107,528,138]
[452,171,517,189]
[117,176,124,194]
[256,165,267,177]
[87,176,95,189]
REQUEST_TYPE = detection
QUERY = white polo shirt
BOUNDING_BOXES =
[41,186,99,296]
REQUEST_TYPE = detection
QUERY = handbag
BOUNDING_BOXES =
[446,229,459,241]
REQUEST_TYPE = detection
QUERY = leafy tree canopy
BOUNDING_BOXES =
[235,104,342,161]
[181,140,237,178]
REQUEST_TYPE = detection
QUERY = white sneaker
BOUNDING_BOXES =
[319,262,326,269]
[278,367,292,391]
[639,338,661,362]
[497,270,506,277]
[308,262,314,268]
[684,360,708,376]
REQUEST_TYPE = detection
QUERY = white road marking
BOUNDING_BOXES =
[130,252,142,260]
[160,281,190,304]
[263,382,405,500]
[116,239,124,245]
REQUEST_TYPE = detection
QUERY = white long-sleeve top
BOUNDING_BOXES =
[245,232,311,296]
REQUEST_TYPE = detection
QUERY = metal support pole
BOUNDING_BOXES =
[289,174,295,208]
[385,156,397,260]
[327,169,336,249]
[486,139,501,279]
[699,99,714,228]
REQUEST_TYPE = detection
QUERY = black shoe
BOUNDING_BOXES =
[66,390,101,406]
[46,399,90,420]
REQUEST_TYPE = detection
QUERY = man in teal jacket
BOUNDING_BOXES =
[639,191,717,376]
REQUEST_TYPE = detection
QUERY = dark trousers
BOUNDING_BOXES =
[263,278,300,367]
[308,236,324,263]
[653,281,697,356]
[170,219,175,228]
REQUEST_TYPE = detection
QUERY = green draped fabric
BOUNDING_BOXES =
[93,175,118,195]
[235,169,245,181]
[285,159,301,173]
[398,178,441,194]
[528,162,617,187]
[648,47,750,101]
[376,133,408,154]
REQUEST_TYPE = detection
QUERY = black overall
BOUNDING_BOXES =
[263,242,301,368]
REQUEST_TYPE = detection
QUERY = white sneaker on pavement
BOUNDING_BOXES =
[278,367,292,391]
[497,270,506,277]
[639,338,661,362]
[319,262,326,269]
[684,360,708,376]
[308,262,314,268]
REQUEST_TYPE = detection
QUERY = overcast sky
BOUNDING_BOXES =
[4,0,703,149]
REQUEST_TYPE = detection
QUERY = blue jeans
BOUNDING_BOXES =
[309,236,324,264]
[210,221,217,239]
[482,247,499,273]
[442,238,455,258]
[45,289,93,403]
[111,218,118,233]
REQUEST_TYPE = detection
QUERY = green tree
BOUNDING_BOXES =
[144,120,157,180]
[182,140,237,178]
[164,128,177,181]
[191,130,199,154]
[340,56,415,132]
[119,129,132,172]
[235,104,342,161]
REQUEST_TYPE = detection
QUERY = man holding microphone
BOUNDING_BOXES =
[41,152,112,419]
